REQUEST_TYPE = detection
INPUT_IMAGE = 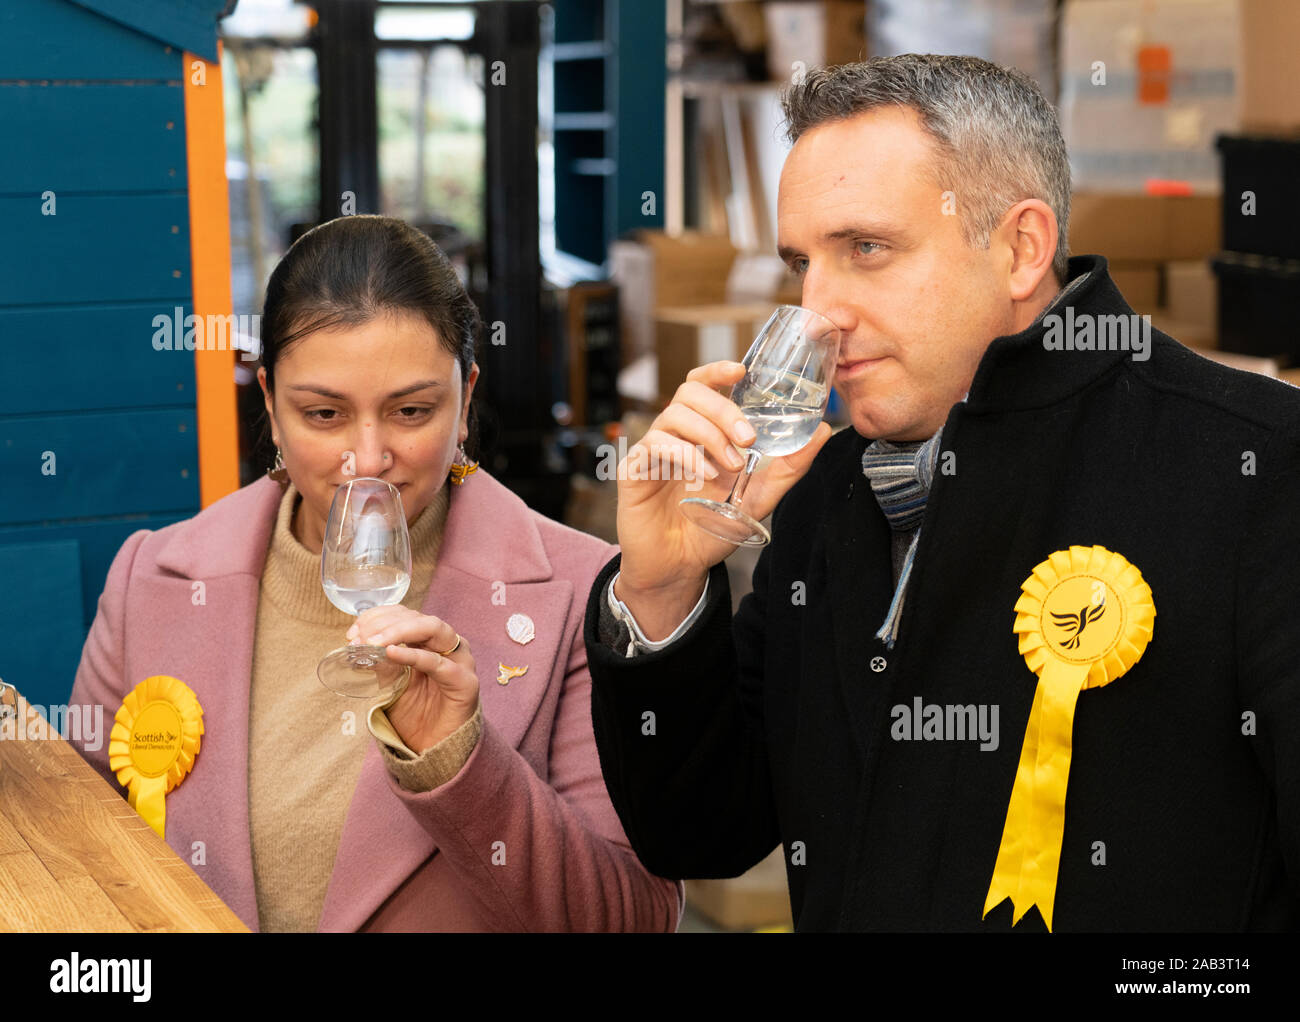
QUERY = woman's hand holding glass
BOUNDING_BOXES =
[316,477,414,699]
[348,606,478,753]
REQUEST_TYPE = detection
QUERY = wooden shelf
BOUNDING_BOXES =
[554,111,615,131]
[679,78,784,99]
[552,40,612,61]
[571,157,616,176]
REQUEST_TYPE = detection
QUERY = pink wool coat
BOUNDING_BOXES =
[70,470,682,932]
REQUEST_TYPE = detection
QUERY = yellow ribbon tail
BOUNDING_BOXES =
[983,683,1043,921]
[1017,660,1085,931]
[984,661,1087,931]
[128,774,169,839]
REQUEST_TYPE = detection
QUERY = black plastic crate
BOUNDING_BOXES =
[1211,251,1300,362]
[1216,134,1300,260]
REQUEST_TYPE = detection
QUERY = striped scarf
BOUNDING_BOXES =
[861,431,944,648]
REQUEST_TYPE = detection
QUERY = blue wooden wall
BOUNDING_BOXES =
[0,0,226,709]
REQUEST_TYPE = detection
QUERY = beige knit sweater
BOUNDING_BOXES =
[248,481,483,932]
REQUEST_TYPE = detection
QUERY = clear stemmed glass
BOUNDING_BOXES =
[316,477,413,699]
[679,305,841,547]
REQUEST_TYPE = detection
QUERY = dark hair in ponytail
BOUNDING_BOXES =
[260,215,482,456]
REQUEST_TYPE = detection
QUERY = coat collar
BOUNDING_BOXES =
[154,470,553,585]
[965,254,1137,414]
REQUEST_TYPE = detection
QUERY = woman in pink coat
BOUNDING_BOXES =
[70,215,681,932]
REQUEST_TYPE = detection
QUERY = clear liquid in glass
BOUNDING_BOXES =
[323,565,411,615]
[733,367,828,457]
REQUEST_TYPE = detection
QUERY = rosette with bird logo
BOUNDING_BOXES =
[983,545,1155,931]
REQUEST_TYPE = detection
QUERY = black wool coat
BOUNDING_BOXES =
[583,255,1300,931]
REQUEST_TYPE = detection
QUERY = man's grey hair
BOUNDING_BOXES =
[782,54,1071,283]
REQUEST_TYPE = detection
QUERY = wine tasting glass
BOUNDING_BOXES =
[317,477,413,699]
[679,305,841,547]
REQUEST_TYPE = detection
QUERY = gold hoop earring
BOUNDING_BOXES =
[268,447,289,483]
[449,444,478,486]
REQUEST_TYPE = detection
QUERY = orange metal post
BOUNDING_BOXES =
[183,43,240,506]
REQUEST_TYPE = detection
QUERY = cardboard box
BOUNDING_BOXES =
[1060,0,1238,191]
[1108,263,1161,314]
[610,231,739,363]
[1151,312,1216,350]
[685,847,793,931]
[1188,345,1279,378]
[1069,193,1221,262]
[726,252,804,306]
[764,1,867,80]
[1238,0,1300,132]
[1164,260,1218,334]
[872,0,1057,101]
[656,302,777,403]
[1061,0,1300,187]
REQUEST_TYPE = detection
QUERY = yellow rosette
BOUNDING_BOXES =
[983,545,1155,931]
[108,675,204,840]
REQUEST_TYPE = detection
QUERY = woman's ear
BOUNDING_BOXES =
[458,362,480,445]
[258,366,278,445]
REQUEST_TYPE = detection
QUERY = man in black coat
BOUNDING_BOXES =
[583,55,1300,931]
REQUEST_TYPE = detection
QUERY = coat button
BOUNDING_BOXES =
[870,656,887,672]
[846,481,855,499]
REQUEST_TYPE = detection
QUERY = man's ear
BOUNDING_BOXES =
[998,198,1058,301]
